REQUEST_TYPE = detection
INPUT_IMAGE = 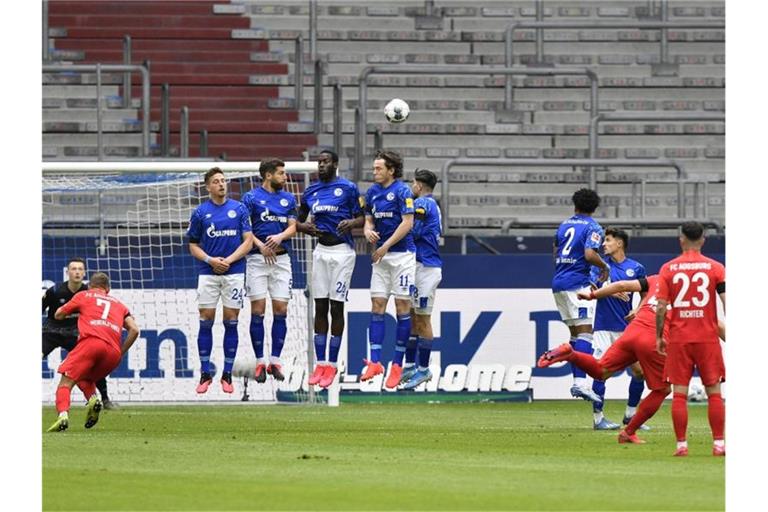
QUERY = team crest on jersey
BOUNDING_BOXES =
[280,198,289,207]
[205,213,212,219]
[590,232,601,243]
[386,192,395,201]
[227,209,237,218]
[260,200,266,205]
[334,187,343,197]
[626,269,635,277]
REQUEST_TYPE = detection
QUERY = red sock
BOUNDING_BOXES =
[626,389,668,435]
[567,351,605,381]
[707,392,725,441]
[672,392,688,442]
[55,386,71,414]
[77,381,96,400]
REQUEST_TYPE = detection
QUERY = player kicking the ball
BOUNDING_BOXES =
[361,150,416,387]
[187,167,253,394]
[47,272,139,432]
[399,169,442,390]
[298,150,364,389]
[242,158,298,383]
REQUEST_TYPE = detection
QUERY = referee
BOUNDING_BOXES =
[43,257,117,409]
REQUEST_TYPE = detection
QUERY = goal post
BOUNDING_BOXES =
[42,161,341,406]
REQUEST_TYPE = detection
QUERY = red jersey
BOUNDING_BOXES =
[630,275,671,338]
[656,250,725,344]
[56,289,132,351]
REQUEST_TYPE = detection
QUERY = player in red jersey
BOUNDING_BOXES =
[46,272,140,433]
[656,222,726,457]
[539,274,672,444]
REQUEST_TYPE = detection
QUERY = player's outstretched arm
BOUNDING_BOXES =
[363,215,379,244]
[718,320,725,342]
[655,298,669,354]
[296,204,320,236]
[121,315,141,356]
[578,279,642,300]
[584,248,610,282]
[266,219,297,249]
[225,232,255,266]
[337,213,365,234]
[54,293,81,321]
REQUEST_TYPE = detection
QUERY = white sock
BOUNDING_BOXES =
[593,412,604,424]
[677,441,688,449]
[257,357,266,365]
[404,362,415,369]
[328,361,337,368]
[574,377,588,388]
[58,411,68,420]
[269,356,281,365]
[625,406,637,418]
[713,439,725,448]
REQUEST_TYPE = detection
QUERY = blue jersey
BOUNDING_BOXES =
[301,177,363,248]
[591,257,647,332]
[364,180,416,253]
[413,195,442,267]
[242,187,297,253]
[186,198,251,275]
[551,214,604,292]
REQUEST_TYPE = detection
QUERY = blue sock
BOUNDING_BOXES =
[222,320,238,373]
[592,379,606,412]
[198,319,214,374]
[570,334,593,380]
[405,335,418,366]
[329,335,342,363]
[417,337,432,370]
[250,315,265,359]
[392,314,411,366]
[628,375,645,408]
[314,333,328,363]
[368,313,385,363]
[271,314,287,358]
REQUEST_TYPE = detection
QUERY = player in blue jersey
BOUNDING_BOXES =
[360,150,416,387]
[241,158,298,383]
[587,228,648,430]
[551,188,610,403]
[187,167,254,394]
[297,150,365,389]
[399,169,442,390]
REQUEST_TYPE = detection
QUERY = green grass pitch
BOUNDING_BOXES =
[43,400,724,511]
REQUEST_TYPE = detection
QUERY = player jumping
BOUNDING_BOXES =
[656,222,726,457]
[47,272,140,432]
[187,167,253,394]
[298,150,364,389]
[242,158,298,383]
[399,169,442,390]
[360,150,416,387]
[551,189,610,403]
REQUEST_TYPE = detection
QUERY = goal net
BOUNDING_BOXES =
[42,162,335,404]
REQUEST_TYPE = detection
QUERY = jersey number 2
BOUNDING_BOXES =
[561,227,576,255]
[95,298,111,320]
[672,272,710,307]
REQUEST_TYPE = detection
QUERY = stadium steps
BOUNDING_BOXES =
[46,0,315,160]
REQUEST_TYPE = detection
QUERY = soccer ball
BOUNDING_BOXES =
[688,384,707,402]
[384,98,410,123]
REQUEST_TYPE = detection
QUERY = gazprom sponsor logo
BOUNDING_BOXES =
[206,223,238,238]
[374,211,394,219]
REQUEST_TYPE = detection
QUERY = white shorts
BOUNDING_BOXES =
[592,330,622,359]
[245,253,292,302]
[370,251,416,299]
[412,263,442,315]
[553,287,595,326]
[312,243,356,302]
[197,273,245,309]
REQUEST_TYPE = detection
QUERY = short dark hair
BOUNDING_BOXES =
[414,168,438,190]
[572,188,600,214]
[374,150,403,179]
[67,257,86,269]
[605,227,629,249]
[319,149,338,164]
[681,221,704,241]
[204,167,224,184]
[259,157,285,179]
[89,272,110,290]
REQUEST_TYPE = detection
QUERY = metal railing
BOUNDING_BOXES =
[589,112,725,161]
[313,59,324,135]
[356,65,599,181]
[43,63,151,157]
[309,0,317,64]
[122,35,132,108]
[294,35,304,110]
[332,83,342,154]
[503,19,725,108]
[180,106,190,158]
[160,83,170,156]
[439,158,694,235]
[42,0,49,62]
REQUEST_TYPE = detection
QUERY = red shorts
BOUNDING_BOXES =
[599,323,667,391]
[663,342,725,386]
[57,337,122,383]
